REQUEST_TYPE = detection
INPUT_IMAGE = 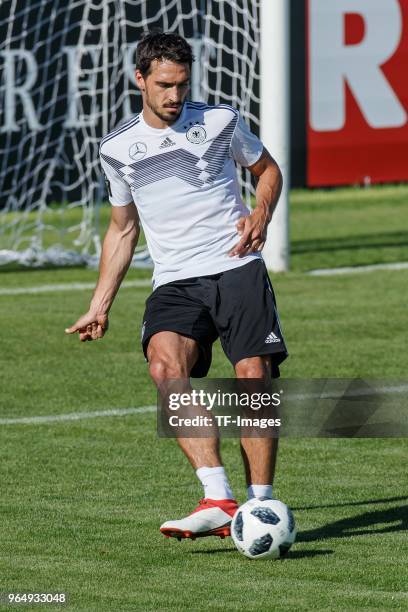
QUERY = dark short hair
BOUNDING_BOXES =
[136,30,194,77]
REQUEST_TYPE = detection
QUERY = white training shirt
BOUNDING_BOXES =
[99,101,264,290]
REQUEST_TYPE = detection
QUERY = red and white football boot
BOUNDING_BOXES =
[160,498,239,540]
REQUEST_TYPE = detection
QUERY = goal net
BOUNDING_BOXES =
[0,0,260,268]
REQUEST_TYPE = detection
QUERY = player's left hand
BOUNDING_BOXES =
[229,208,269,257]
[65,311,109,342]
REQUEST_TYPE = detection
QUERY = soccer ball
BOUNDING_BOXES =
[231,498,296,559]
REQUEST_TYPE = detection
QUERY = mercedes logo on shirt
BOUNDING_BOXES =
[129,142,147,161]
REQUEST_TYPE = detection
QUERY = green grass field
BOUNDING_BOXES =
[0,185,407,610]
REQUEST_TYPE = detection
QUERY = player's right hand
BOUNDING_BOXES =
[65,312,109,342]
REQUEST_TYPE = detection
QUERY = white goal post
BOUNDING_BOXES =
[260,0,290,272]
[0,0,289,271]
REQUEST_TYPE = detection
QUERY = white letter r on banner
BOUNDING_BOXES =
[310,0,407,130]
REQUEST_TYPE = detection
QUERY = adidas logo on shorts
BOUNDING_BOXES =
[159,136,176,149]
[265,331,280,344]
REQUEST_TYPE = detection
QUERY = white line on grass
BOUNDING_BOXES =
[1,384,406,426]
[308,262,408,276]
[0,279,152,296]
[287,384,408,401]
[0,406,156,425]
[2,262,407,296]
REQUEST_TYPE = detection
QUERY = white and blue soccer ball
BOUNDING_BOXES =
[231,498,296,559]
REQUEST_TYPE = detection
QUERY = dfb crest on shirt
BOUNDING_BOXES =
[186,125,207,144]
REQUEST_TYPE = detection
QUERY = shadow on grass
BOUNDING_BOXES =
[297,503,407,543]
[190,547,333,559]
[183,498,406,557]
[0,264,88,273]
[294,494,408,512]
[292,230,408,254]
[281,549,333,560]
[189,547,236,555]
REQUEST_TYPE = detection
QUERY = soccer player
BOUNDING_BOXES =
[66,31,288,540]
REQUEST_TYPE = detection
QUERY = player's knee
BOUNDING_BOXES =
[235,357,269,379]
[238,365,265,378]
[149,357,187,385]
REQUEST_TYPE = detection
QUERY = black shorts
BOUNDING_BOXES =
[141,259,288,378]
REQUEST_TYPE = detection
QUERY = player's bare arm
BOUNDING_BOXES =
[65,203,139,341]
[229,148,282,257]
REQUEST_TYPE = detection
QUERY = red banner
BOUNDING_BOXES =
[307,0,408,186]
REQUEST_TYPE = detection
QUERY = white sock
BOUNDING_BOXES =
[196,466,234,500]
[247,484,273,500]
